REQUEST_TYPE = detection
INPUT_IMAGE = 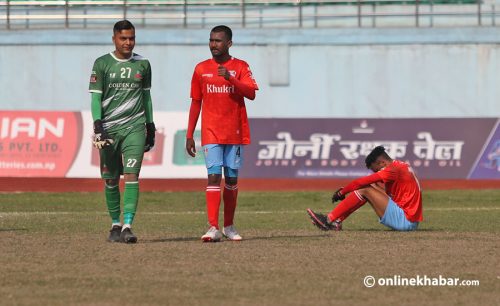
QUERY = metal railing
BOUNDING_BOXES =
[0,0,498,29]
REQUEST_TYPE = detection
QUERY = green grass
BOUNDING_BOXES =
[0,190,499,305]
[1,190,499,233]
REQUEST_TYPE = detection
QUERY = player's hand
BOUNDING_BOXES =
[92,119,114,149]
[186,138,196,157]
[218,65,230,80]
[332,188,345,203]
[144,122,156,152]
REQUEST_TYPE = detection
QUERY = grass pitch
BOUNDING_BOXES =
[0,190,499,305]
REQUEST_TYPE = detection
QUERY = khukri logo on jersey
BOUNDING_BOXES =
[206,84,235,94]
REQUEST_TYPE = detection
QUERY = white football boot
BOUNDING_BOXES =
[222,225,242,241]
[201,226,223,242]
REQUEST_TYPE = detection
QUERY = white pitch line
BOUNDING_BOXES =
[0,207,499,217]
[424,207,500,211]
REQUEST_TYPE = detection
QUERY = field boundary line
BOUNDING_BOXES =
[1,207,499,217]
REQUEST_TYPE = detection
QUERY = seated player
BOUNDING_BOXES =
[307,146,423,231]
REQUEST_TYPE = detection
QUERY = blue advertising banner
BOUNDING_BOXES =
[468,120,500,179]
[243,118,499,179]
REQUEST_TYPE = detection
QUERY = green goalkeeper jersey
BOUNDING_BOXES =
[89,52,152,133]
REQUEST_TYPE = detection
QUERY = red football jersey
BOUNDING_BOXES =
[342,160,423,222]
[190,57,258,145]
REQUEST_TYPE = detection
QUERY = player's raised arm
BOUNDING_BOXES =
[339,172,383,197]
[218,63,258,100]
[227,74,257,100]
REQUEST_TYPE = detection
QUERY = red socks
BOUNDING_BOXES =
[206,186,221,228]
[205,184,239,229]
[328,191,367,222]
[223,184,238,227]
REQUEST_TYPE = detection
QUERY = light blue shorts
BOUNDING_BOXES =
[380,198,419,231]
[203,144,243,176]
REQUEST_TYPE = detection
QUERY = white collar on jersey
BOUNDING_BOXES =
[110,51,133,62]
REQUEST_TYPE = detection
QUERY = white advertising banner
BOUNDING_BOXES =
[66,111,207,178]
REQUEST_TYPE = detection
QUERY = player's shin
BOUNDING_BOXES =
[206,186,221,229]
[123,181,139,226]
[223,184,238,227]
[328,191,367,222]
[105,184,121,224]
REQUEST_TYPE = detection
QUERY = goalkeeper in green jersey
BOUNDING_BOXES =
[88,20,156,243]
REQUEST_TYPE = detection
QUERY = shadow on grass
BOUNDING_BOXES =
[142,229,441,244]
[144,232,336,244]
[0,228,28,232]
[144,236,200,243]
[244,233,333,241]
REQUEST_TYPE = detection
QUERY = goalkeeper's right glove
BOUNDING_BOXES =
[92,119,114,149]
[144,122,156,152]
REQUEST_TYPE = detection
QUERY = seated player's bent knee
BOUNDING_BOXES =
[357,185,380,196]
[355,187,370,196]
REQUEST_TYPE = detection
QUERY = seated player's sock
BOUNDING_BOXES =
[123,181,139,226]
[328,191,367,222]
[223,184,238,227]
[206,185,221,229]
[105,184,121,224]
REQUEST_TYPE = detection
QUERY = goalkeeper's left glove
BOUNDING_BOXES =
[144,122,156,152]
[332,188,345,203]
[92,119,114,149]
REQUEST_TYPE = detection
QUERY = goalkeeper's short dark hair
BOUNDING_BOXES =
[211,25,232,41]
[113,20,135,33]
[365,146,391,168]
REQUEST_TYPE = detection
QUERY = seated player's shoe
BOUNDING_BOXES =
[108,225,122,242]
[201,226,223,242]
[222,225,242,241]
[120,227,138,244]
[306,208,342,231]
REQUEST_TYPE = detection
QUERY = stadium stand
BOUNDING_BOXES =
[0,0,498,29]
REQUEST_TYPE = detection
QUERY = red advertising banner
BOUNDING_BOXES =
[0,111,82,177]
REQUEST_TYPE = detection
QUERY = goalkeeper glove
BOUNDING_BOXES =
[331,188,345,203]
[92,119,114,149]
[144,122,156,152]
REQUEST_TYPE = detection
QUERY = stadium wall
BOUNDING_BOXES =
[1,27,499,182]
[0,27,500,118]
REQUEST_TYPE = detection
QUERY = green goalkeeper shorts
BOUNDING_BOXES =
[99,123,145,179]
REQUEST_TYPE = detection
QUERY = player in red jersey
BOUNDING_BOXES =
[307,146,423,231]
[186,25,258,242]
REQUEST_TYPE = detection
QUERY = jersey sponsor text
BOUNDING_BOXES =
[206,84,235,94]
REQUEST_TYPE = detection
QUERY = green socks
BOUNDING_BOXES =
[123,181,139,225]
[105,184,121,224]
[104,181,139,226]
